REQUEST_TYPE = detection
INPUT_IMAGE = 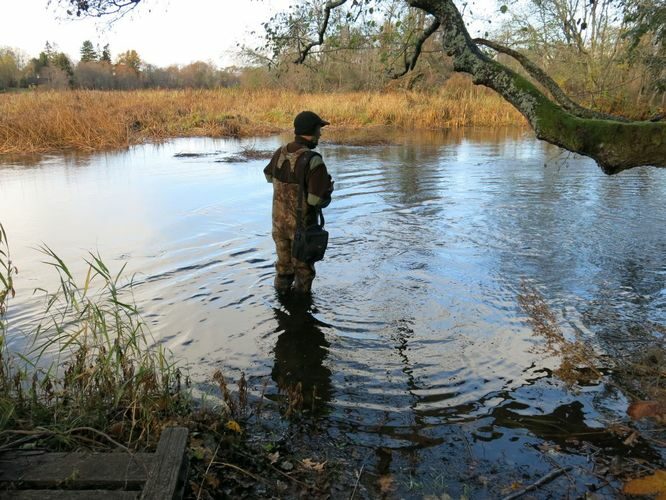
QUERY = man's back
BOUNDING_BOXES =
[264,112,333,293]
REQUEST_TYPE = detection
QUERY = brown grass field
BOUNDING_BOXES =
[0,75,527,154]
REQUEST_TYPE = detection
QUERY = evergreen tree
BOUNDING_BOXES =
[80,40,97,62]
[43,41,54,58]
[51,53,73,76]
[100,44,112,63]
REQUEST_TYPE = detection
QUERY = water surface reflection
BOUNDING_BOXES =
[1,128,664,496]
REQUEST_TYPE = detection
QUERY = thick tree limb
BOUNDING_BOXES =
[406,0,665,174]
[392,18,441,79]
[473,38,628,122]
[294,0,349,64]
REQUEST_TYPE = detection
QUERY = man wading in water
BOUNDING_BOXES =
[264,111,334,294]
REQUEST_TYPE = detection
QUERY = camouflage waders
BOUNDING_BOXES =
[271,147,316,293]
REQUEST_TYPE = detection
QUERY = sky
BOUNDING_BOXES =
[0,0,293,67]
[0,0,500,68]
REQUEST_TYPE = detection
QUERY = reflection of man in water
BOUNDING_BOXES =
[264,111,334,294]
[271,294,333,413]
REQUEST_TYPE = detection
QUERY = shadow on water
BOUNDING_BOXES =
[269,293,333,415]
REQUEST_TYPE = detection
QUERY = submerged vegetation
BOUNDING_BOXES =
[0,77,525,154]
[518,282,666,449]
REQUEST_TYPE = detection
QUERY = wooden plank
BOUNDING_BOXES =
[0,490,139,499]
[0,452,154,490]
[141,427,189,500]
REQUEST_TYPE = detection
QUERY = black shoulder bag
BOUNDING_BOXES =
[292,153,329,263]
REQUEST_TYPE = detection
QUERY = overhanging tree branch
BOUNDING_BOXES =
[294,0,349,64]
[473,37,627,122]
[406,0,665,174]
[392,18,440,78]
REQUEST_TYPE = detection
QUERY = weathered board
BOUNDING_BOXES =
[0,451,154,489]
[0,427,188,500]
[141,427,189,500]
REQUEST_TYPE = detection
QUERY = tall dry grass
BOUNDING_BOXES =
[0,75,525,154]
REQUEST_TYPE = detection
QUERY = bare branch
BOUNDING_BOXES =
[51,0,142,19]
[473,37,627,122]
[392,18,441,79]
[294,0,349,64]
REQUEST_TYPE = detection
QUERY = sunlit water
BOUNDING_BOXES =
[1,128,665,496]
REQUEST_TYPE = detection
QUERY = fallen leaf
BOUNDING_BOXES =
[189,438,207,460]
[267,451,280,464]
[108,422,124,437]
[301,458,326,472]
[623,470,666,500]
[205,473,220,489]
[537,443,561,453]
[191,445,206,460]
[623,431,640,447]
[377,474,395,494]
[225,420,242,433]
[628,401,666,423]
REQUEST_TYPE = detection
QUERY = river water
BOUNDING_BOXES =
[1,128,665,496]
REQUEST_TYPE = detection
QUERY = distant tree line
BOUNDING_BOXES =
[2,0,664,117]
[0,41,242,91]
[250,0,665,112]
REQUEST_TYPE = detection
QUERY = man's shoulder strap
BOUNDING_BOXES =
[277,145,311,172]
[298,150,323,182]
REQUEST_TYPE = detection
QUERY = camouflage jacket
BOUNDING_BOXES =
[264,137,334,235]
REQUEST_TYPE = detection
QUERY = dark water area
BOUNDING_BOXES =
[1,128,665,497]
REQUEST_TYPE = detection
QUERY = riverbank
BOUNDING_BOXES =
[0,76,526,154]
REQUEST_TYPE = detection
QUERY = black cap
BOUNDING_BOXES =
[294,111,330,136]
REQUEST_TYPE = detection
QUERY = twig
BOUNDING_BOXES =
[295,0,349,64]
[214,462,270,485]
[65,426,131,453]
[0,426,130,453]
[268,463,313,489]
[392,18,441,78]
[350,463,365,500]
[502,466,573,500]
[197,442,221,500]
[530,443,574,486]
[0,434,49,452]
[461,431,474,462]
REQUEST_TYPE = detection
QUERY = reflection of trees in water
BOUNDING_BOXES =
[580,254,666,359]
[270,294,333,414]
[488,152,666,321]
[308,137,664,486]
[490,399,661,462]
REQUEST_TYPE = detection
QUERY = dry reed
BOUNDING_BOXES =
[0,75,525,154]
[0,223,190,448]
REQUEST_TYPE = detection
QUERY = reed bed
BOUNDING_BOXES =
[0,223,189,449]
[0,75,525,154]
